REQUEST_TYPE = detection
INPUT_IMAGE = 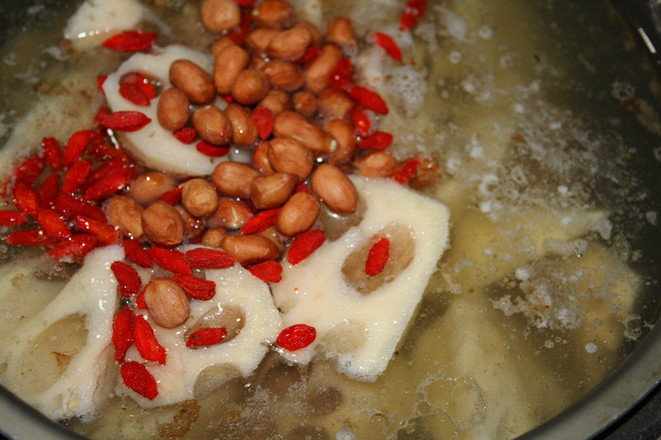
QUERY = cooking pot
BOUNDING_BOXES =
[0,0,660,439]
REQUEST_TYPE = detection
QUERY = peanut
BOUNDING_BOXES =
[231,69,270,105]
[246,28,281,53]
[250,172,298,209]
[181,178,219,218]
[192,105,233,145]
[213,44,250,95]
[317,88,353,119]
[409,157,440,189]
[326,17,356,47]
[267,26,312,61]
[292,91,318,118]
[129,172,177,206]
[222,234,280,265]
[200,0,241,33]
[211,161,261,198]
[273,111,336,155]
[253,140,274,174]
[354,150,398,178]
[225,103,258,146]
[175,204,205,240]
[169,59,215,105]
[142,200,185,246]
[304,44,343,94]
[108,195,144,239]
[267,137,314,179]
[208,199,254,229]
[157,88,190,131]
[258,226,285,251]
[252,0,293,28]
[325,119,357,165]
[293,20,322,45]
[249,54,268,70]
[144,278,190,329]
[210,36,236,57]
[258,89,291,116]
[310,164,357,214]
[201,227,228,248]
[276,191,320,236]
[262,60,304,91]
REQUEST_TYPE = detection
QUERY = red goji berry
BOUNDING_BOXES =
[62,130,96,169]
[86,143,128,162]
[358,131,393,150]
[348,86,388,115]
[97,75,108,92]
[120,361,158,400]
[41,137,62,170]
[220,94,234,103]
[233,0,255,7]
[172,274,216,300]
[330,58,353,91]
[158,186,183,205]
[37,174,61,209]
[75,215,118,245]
[400,0,428,31]
[13,182,39,217]
[186,327,227,347]
[297,44,320,64]
[350,107,371,136]
[134,315,167,364]
[5,229,55,246]
[365,237,390,276]
[119,81,150,106]
[102,30,158,52]
[287,229,325,265]
[252,107,274,139]
[391,157,421,184]
[84,157,126,191]
[276,324,316,351]
[241,208,280,234]
[173,127,196,144]
[122,73,156,99]
[371,32,402,62]
[53,194,106,222]
[37,209,71,240]
[148,246,193,275]
[95,111,151,132]
[196,141,230,157]
[0,210,25,227]
[135,288,148,309]
[247,260,282,282]
[112,307,135,363]
[184,247,235,269]
[123,238,153,268]
[46,234,98,260]
[295,182,312,195]
[83,166,133,201]
[62,159,93,195]
[111,260,142,297]
[226,10,251,45]
[11,155,45,187]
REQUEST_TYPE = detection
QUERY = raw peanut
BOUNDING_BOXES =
[192,105,233,145]
[268,137,314,179]
[310,164,357,214]
[222,234,280,265]
[267,26,312,61]
[249,54,268,70]
[250,172,298,210]
[144,278,190,329]
[273,111,336,155]
[200,0,241,33]
[253,140,274,174]
[318,88,354,119]
[276,191,319,236]
[213,45,250,95]
[181,178,219,218]
[142,200,185,246]
[231,69,270,105]
[325,119,356,165]
[305,44,343,94]
[108,195,144,239]
[208,199,253,229]
[129,172,177,206]
[258,89,291,116]
[157,88,190,131]
[326,17,356,47]
[246,28,281,53]
[258,226,285,251]
[210,36,236,57]
[224,103,258,146]
[211,161,260,198]
[176,203,207,241]
[169,59,215,105]
[354,150,398,177]
[201,227,228,247]
[262,60,304,91]
[293,21,322,45]
[292,91,317,118]
[409,157,440,189]
[252,0,293,28]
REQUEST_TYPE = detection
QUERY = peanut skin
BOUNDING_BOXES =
[157,88,190,131]
[213,45,250,95]
[169,59,215,105]
[192,105,233,145]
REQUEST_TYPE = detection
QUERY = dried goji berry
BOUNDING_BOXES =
[37,174,61,209]
[0,210,25,227]
[135,288,148,309]
[233,0,255,7]
[76,214,118,245]
[391,157,421,184]
[84,157,127,191]
[184,247,235,269]
[120,361,158,400]
[276,324,316,351]
[62,159,93,195]
[365,237,390,276]
[350,107,371,137]
[348,86,388,115]
[5,229,55,246]
[330,58,353,91]
[252,107,274,139]
[173,127,196,144]
[111,260,142,297]
[46,234,97,260]
[400,0,428,31]
[241,208,280,234]
[53,194,106,222]
[122,73,156,99]
[196,141,230,157]
[11,155,45,187]
[41,137,62,170]
[119,81,150,106]
[287,229,325,265]
[62,130,96,169]
[186,327,227,347]
[295,182,312,195]
[358,131,393,150]
[95,111,151,132]
[158,186,183,205]
[86,143,128,162]
[112,307,135,363]
[148,246,193,275]
[123,238,153,268]
[134,315,167,364]
[172,274,216,300]
[371,32,402,62]
[13,182,39,217]
[97,75,108,92]
[37,209,71,240]
[297,44,320,64]
[247,260,282,282]
[83,166,133,201]
[102,30,158,52]
[226,10,251,45]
